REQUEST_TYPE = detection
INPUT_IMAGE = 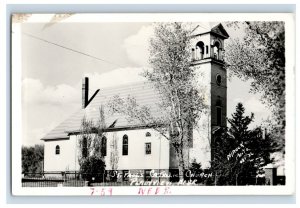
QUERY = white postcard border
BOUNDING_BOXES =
[11,13,295,196]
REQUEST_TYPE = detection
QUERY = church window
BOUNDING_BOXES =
[206,45,209,54]
[101,136,107,156]
[55,145,60,155]
[212,41,221,60]
[216,74,222,86]
[196,41,205,60]
[145,142,151,154]
[122,135,128,155]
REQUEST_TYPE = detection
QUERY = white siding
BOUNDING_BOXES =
[44,128,170,172]
[44,137,79,172]
[105,129,170,170]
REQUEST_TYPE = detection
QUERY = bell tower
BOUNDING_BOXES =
[188,23,229,168]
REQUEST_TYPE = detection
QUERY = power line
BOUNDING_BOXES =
[22,32,124,68]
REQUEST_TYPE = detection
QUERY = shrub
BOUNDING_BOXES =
[80,155,106,182]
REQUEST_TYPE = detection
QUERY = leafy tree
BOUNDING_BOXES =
[109,132,119,181]
[109,22,206,179]
[213,103,276,185]
[224,21,285,152]
[22,144,44,175]
[78,105,107,180]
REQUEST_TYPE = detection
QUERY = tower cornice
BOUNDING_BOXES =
[190,58,226,68]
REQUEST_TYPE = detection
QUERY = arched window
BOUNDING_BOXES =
[55,145,60,155]
[145,143,151,155]
[216,74,222,86]
[196,41,205,60]
[212,41,221,60]
[146,132,151,137]
[122,135,128,155]
[101,136,107,156]
[82,137,88,158]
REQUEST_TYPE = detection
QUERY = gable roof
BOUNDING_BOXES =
[191,23,229,39]
[41,81,162,140]
[211,23,229,39]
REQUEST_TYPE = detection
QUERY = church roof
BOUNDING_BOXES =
[191,22,229,39]
[41,81,162,140]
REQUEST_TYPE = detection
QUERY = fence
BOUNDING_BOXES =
[22,172,131,187]
[21,171,283,187]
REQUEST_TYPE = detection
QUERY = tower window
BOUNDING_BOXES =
[212,41,221,60]
[196,41,204,60]
[101,136,107,156]
[216,74,222,86]
[122,135,128,155]
[206,45,209,54]
[145,143,151,154]
[217,107,222,126]
[55,145,60,155]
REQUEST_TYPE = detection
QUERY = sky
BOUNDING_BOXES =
[19,16,272,146]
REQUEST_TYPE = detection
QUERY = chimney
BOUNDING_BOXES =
[82,77,89,109]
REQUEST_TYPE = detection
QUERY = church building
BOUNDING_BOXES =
[41,23,229,182]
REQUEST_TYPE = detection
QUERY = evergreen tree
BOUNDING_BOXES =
[213,103,276,185]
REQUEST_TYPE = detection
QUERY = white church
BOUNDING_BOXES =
[41,23,229,182]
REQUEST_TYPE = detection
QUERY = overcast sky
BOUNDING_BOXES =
[19,18,272,146]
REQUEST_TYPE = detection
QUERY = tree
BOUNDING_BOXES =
[78,105,107,181]
[109,22,206,179]
[80,155,106,182]
[213,103,276,185]
[109,132,119,179]
[224,21,285,152]
[22,144,44,175]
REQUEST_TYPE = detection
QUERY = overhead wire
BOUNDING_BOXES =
[22,32,124,68]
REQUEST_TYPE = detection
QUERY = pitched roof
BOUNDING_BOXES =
[191,23,229,39]
[41,81,162,140]
[210,23,229,39]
